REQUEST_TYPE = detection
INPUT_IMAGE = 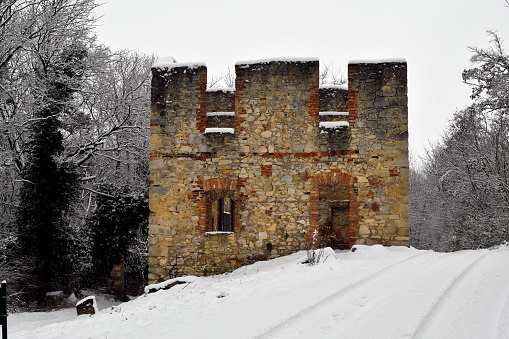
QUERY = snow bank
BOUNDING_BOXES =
[8,245,509,339]
[144,276,197,294]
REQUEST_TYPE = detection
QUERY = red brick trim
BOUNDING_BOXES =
[348,65,359,127]
[196,68,207,133]
[308,67,320,125]
[235,75,245,132]
[261,165,272,177]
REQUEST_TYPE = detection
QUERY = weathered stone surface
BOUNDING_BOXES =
[148,58,409,283]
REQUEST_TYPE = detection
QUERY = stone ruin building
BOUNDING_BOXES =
[148,57,408,282]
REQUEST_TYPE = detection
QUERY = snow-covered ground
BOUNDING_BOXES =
[8,245,509,338]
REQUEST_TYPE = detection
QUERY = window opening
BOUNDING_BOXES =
[208,192,235,233]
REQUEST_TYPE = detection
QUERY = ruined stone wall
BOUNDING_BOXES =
[348,61,409,245]
[148,58,409,283]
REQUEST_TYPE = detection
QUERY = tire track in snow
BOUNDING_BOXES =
[326,251,472,338]
[331,250,492,339]
[411,247,509,339]
[411,250,492,338]
[253,250,431,339]
[257,250,495,339]
[497,285,509,338]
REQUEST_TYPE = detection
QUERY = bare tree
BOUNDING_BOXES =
[319,61,346,86]
[208,67,235,89]
[411,32,509,251]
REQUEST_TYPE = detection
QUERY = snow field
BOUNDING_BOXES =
[8,245,509,339]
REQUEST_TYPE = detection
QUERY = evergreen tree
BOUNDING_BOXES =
[16,46,86,299]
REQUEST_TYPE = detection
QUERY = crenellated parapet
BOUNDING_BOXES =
[148,56,409,282]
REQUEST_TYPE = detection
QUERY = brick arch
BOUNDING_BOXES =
[308,172,358,248]
[203,178,238,191]
[199,178,239,233]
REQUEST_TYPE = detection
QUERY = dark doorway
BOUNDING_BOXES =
[318,183,350,249]
[330,203,349,249]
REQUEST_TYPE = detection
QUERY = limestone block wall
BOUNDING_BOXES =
[348,60,409,245]
[148,57,409,283]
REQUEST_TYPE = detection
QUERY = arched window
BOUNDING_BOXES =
[206,190,235,232]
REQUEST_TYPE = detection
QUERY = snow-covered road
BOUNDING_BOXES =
[9,245,509,339]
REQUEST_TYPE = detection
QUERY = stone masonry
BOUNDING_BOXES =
[149,57,409,282]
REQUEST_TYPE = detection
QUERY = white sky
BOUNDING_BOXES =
[93,0,509,161]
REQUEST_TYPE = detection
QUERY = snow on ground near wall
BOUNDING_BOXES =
[8,245,509,339]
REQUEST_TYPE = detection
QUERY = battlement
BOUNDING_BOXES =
[149,57,408,282]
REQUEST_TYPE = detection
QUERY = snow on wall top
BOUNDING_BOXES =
[206,87,235,93]
[348,58,407,65]
[206,112,235,117]
[319,111,349,116]
[319,84,348,90]
[319,121,350,128]
[153,56,206,70]
[235,57,319,67]
[204,128,235,134]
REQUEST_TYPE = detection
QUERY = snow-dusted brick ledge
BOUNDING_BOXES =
[319,84,348,90]
[319,121,349,134]
[319,111,349,116]
[206,112,235,117]
[207,87,235,93]
[204,128,235,134]
[319,121,349,129]
[205,231,234,235]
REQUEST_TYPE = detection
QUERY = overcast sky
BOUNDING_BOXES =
[93,0,509,161]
